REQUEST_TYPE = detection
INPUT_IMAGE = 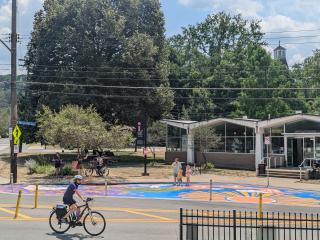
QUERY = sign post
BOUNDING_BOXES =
[137,116,149,176]
[264,136,270,187]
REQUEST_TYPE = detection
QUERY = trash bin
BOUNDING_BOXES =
[258,163,266,175]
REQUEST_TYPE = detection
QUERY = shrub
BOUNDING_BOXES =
[34,164,54,174]
[24,159,37,174]
[63,165,75,176]
[202,162,215,170]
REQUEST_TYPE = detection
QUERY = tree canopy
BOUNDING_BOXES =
[37,104,133,151]
[168,12,307,120]
[23,0,174,126]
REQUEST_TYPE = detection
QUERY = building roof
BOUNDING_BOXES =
[274,45,286,51]
[162,114,320,132]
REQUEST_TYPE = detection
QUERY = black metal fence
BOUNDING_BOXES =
[180,208,320,240]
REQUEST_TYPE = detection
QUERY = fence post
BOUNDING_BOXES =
[233,210,237,240]
[14,190,22,219]
[209,179,213,201]
[10,173,13,193]
[34,184,39,209]
[259,192,263,219]
[104,178,108,196]
[180,208,183,240]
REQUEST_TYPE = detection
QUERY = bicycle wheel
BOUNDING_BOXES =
[49,210,71,234]
[98,167,109,177]
[85,168,93,177]
[83,211,106,236]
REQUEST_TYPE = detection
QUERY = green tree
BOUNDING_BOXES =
[147,121,166,146]
[168,12,264,120]
[23,0,174,126]
[37,105,108,152]
[193,126,222,163]
[105,125,134,151]
[168,12,308,120]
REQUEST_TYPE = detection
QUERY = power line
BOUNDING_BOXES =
[264,34,320,40]
[20,88,316,100]
[8,80,320,91]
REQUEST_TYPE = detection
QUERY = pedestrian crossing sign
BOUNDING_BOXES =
[13,125,22,145]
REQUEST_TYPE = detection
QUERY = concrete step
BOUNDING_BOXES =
[262,169,306,179]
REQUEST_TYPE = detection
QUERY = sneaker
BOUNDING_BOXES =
[60,218,68,224]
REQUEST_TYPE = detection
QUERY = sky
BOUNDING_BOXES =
[1,0,320,74]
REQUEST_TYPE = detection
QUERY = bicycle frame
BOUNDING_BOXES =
[73,202,92,221]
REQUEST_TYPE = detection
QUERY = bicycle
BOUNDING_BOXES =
[85,160,110,177]
[49,198,106,236]
[191,164,201,176]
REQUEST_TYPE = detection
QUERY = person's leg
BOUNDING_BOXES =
[63,204,77,219]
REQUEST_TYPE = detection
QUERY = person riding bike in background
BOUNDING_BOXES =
[96,156,104,172]
[62,175,85,226]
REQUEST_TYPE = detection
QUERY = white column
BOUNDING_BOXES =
[187,132,194,164]
[284,135,287,166]
[255,127,264,171]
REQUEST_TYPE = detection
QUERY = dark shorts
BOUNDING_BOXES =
[63,198,76,206]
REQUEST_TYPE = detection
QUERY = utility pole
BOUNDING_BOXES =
[10,0,18,183]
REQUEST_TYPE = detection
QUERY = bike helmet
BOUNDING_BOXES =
[74,175,83,181]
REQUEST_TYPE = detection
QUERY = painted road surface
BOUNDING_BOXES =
[1,183,320,207]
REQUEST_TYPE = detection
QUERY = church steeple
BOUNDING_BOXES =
[273,41,288,66]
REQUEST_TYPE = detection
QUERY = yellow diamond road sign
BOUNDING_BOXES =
[13,125,22,145]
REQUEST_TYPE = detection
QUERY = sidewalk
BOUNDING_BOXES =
[0,176,8,184]
[30,174,320,192]
[2,171,319,193]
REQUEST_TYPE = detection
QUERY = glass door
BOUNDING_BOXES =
[303,137,315,160]
[315,137,320,158]
[287,138,293,166]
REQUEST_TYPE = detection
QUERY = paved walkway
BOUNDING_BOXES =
[1,182,320,207]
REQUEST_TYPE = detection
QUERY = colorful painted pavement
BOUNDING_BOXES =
[1,183,320,207]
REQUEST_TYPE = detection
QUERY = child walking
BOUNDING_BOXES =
[186,164,191,186]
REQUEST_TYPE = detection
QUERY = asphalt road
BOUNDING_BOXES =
[1,192,320,240]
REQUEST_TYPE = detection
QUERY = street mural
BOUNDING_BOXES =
[0,183,320,207]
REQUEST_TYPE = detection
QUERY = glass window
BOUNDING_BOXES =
[271,137,284,154]
[226,137,245,153]
[246,127,254,136]
[226,123,245,136]
[246,137,255,153]
[205,137,225,152]
[214,124,225,136]
[167,137,182,152]
[286,120,320,133]
[271,125,284,136]
[316,137,320,158]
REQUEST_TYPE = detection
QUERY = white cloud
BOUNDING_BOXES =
[178,0,263,18]
[261,15,316,33]
[288,53,305,66]
[0,0,43,74]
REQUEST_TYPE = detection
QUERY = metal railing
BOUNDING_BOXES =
[261,156,286,169]
[298,158,320,181]
[180,209,320,240]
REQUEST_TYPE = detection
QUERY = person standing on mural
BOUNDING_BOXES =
[172,158,182,185]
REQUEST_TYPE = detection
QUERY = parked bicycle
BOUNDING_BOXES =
[49,198,106,236]
[191,164,201,176]
[85,159,110,177]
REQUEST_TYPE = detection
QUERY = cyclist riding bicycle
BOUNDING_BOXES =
[96,156,104,172]
[62,175,85,226]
